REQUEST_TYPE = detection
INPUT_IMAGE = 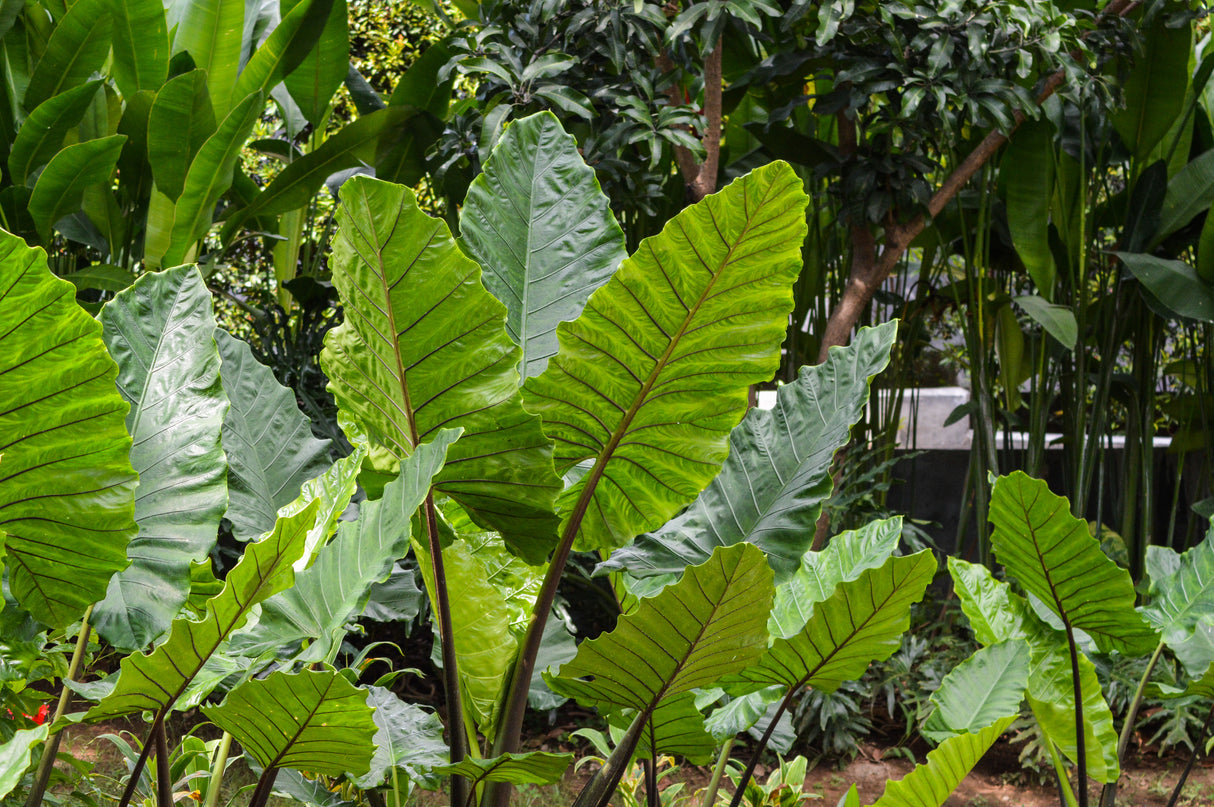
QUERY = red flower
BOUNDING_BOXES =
[19,705,48,725]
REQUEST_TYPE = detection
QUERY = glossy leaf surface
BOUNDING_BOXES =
[109,0,168,98]
[353,685,448,789]
[460,112,626,379]
[523,161,808,552]
[174,0,245,116]
[147,70,217,202]
[922,640,1029,742]
[94,266,228,650]
[8,80,103,186]
[28,135,125,241]
[216,330,332,541]
[870,718,1014,807]
[24,0,111,110]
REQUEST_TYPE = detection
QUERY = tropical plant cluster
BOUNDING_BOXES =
[3,2,1214,807]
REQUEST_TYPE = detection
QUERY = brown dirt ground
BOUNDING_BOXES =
[56,721,1214,806]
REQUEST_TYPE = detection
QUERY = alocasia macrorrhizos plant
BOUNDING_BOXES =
[0,112,1015,807]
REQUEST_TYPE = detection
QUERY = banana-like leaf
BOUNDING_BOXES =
[85,499,318,721]
[147,70,217,202]
[948,559,1119,782]
[321,175,561,561]
[768,517,902,639]
[922,640,1029,742]
[548,543,773,714]
[0,230,137,627]
[28,135,126,241]
[109,0,168,98]
[1116,252,1214,322]
[223,106,418,229]
[1156,148,1214,245]
[23,0,111,110]
[228,429,458,662]
[8,80,103,186]
[0,724,47,800]
[93,266,228,650]
[216,329,332,541]
[162,92,263,267]
[1003,119,1056,297]
[173,0,245,117]
[460,111,626,379]
[353,685,447,790]
[433,751,573,786]
[282,0,348,127]
[523,161,808,552]
[869,717,1014,807]
[413,533,520,737]
[205,668,376,777]
[603,322,896,580]
[231,0,335,102]
[1141,521,1214,648]
[989,472,1159,655]
[1112,18,1191,165]
[725,551,935,694]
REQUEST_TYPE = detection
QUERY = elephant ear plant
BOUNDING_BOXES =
[1,112,1010,807]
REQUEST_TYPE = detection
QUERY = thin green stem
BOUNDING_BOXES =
[203,733,233,807]
[1164,699,1214,807]
[728,687,799,807]
[1099,642,1165,807]
[701,738,735,807]
[1046,739,1080,807]
[24,605,93,807]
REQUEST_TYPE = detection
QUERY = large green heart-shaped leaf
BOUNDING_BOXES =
[321,175,561,562]
[922,640,1029,742]
[85,499,317,721]
[768,517,903,639]
[870,717,1014,807]
[0,230,137,627]
[949,559,1120,783]
[725,551,935,695]
[603,321,896,580]
[93,266,228,650]
[989,472,1159,655]
[548,543,773,714]
[216,329,332,542]
[205,667,376,777]
[228,429,458,663]
[23,0,111,110]
[8,80,103,186]
[354,685,448,790]
[460,112,626,379]
[1141,521,1214,648]
[522,161,808,553]
[610,692,717,764]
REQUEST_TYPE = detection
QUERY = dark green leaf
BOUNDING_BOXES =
[282,0,348,127]
[433,752,573,786]
[1117,251,1214,322]
[28,134,125,241]
[8,80,102,186]
[147,70,217,202]
[23,0,111,110]
[108,0,168,98]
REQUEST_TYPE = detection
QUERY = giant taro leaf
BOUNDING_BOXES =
[604,322,894,580]
[609,691,717,764]
[0,230,137,627]
[205,667,376,777]
[354,685,448,790]
[320,175,561,562]
[547,543,773,716]
[227,429,458,662]
[433,752,573,787]
[523,161,808,553]
[85,500,318,721]
[767,517,903,639]
[870,718,1015,807]
[216,329,332,542]
[948,559,1120,783]
[460,111,627,379]
[922,640,1029,742]
[989,472,1159,655]
[725,551,935,695]
[1142,522,1214,666]
[93,266,228,650]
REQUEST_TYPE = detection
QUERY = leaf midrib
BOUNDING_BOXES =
[560,176,780,545]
